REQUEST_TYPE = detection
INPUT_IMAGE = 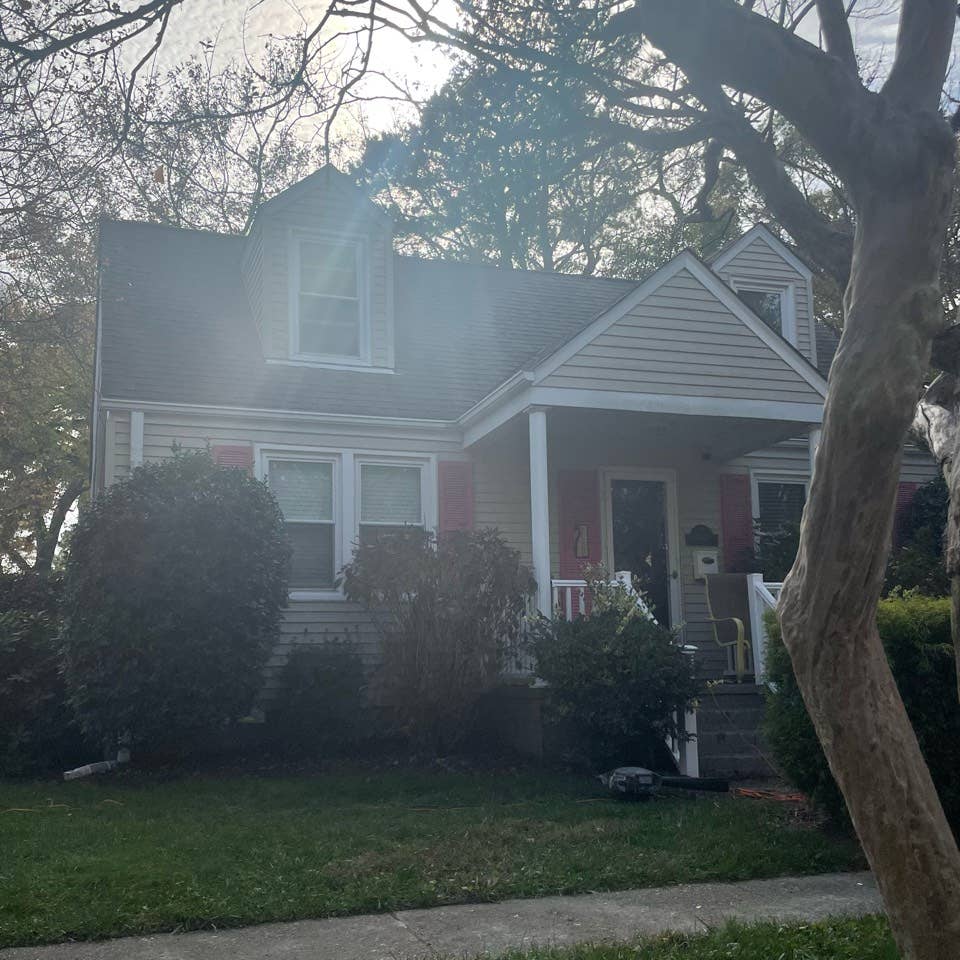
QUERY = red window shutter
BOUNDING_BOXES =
[438,460,474,533]
[558,470,602,582]
[893,482,919,549]
[212,444,254,474]
[720,473,755,573]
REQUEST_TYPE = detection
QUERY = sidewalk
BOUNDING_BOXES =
[2,872,880,960]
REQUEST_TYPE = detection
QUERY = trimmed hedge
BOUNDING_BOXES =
[268,639,369,754]
[764,592,960,831]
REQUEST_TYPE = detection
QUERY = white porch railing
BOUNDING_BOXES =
[551,579,588,621]
[500,595,539,681]
[747,575,781,684]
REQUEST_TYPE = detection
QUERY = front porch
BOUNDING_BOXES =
[471,405,814,678]
[470,404,812,779]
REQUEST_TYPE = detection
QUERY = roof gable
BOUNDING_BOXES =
[254,165,391,225]
[711,224,813,279]
[533,251,827,403]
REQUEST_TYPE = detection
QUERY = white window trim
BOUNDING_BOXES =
[750,471,809,590]
[288,229,373,369]
[256,445,438,601]
[259,448,343,601]
[730,278,798,348]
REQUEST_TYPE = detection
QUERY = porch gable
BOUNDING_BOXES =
[533,252,827,410]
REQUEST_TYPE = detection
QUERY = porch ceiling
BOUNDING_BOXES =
[473,406,812,464]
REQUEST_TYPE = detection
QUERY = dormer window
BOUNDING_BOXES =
[737,289,783,336]
[733,283,797,346]
[292,236,368,363]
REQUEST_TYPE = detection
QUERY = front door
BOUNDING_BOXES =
[603,470,681,627]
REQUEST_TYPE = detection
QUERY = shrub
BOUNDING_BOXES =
[61,449,290,754]
[764,592,960,831]
[753,519,801,583]
[531,573,700,769]
[268,638,369,753]
[341,526,533,753]
[886,475,949,595]
[0,574,87,775]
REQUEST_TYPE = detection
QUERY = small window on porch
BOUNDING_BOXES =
[755,480,806,582]
[359,463,423,544]
[738,289,783,337]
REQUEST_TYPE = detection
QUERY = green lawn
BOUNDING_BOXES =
[492,917,897,959]
[0,770,862,948]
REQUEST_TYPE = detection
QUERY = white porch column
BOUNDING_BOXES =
[130,410,144,469]
[808,427,821,478]
[528,407,552,615]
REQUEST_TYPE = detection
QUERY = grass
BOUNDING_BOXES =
[492,917,898,959]
[0,770,862,948]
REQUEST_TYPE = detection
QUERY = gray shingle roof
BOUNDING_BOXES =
[98,220,637,420]
[815,320,840,378]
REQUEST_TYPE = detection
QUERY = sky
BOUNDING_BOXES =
[131,1,928,139]
[132,0,457,133]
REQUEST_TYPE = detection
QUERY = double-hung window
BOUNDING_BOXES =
[358,462,424,544]
[268,458,336,590]
[295,238,365,361]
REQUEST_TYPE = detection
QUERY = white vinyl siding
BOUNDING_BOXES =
[541,269,821,404]
[472,452,532,566]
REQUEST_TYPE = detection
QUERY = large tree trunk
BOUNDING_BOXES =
[779,113,960,959]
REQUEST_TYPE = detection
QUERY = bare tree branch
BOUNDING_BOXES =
[700,87,855,283]
[0,0,185,65]
[605,0,872,185]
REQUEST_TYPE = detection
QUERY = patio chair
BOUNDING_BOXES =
[704,574,753,682]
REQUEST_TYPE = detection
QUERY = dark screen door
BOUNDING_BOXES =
[610,478,671,626]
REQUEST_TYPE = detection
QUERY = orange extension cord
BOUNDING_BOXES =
[732,787,807,802]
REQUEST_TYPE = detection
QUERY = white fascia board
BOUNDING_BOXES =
[529,386,824,424]
[458,369,534,427]
[711,224,814,281]
[99,397,461,436]
[462,383,825,448]
[90,267,105,495]
[462,386,534,447]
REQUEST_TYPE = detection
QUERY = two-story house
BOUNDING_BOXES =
[91,166,936,776]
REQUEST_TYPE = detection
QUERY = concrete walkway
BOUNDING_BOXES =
[2,872,880,960]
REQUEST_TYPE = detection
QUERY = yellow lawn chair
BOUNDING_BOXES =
[704,574,753,682]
